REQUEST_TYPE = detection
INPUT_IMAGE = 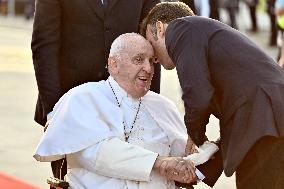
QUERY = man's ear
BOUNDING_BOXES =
[108,57,119,75]
[156,21,166,38]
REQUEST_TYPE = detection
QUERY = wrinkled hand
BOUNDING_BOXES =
[154,156,197,183]
[185,137,198,155]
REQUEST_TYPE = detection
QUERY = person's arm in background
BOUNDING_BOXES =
[31,0,62,120]
[141,0,161,93]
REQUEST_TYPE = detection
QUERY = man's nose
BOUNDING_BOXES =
[143,60,153,73]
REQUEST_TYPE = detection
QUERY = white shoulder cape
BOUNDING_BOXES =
[34,80,188,162]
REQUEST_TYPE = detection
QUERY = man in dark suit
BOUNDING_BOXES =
[31,0,161,127]
[31,0,161,181]
[142,2,284,188]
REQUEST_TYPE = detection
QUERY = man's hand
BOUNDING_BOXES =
[153,156,197,183]
[185,137,198,155]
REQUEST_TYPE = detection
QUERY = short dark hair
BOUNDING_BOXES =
[140,2,194,37]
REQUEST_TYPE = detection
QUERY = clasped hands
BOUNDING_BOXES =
[153,137,199,184]
[153,156,197,184]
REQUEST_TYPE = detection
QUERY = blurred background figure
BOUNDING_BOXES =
[210,0,220,20]
[24,0,34,20]
[222,0,239,29]
[275,0,284,67]
[180,0,220,20]
[0,0,7,15]
[266,0,277,46]
[245,0,259,32]
[194,0,210,17]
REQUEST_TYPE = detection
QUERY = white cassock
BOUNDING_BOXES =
[34,76,213,189]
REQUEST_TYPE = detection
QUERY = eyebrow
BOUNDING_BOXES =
[132,53,154,60]
[134,53,144,57]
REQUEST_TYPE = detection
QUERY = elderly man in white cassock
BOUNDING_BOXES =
[34,33,218,189]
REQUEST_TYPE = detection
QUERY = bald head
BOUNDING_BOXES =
[109,33,153,60]
[107,33,155,98]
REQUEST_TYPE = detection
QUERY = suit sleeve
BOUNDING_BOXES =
[31,0,62,116]
[166,19,215,146]
[68,138,158,181]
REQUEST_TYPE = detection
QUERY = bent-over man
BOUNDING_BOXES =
[142,2,284,189]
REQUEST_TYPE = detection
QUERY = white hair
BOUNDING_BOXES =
[109,33,146,59]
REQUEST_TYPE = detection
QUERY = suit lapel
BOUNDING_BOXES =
[85,0,104,20]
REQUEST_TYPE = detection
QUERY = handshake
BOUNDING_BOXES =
[154,156,197,183]
[153,141,219,184]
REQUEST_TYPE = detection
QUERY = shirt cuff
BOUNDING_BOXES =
[195,168,205,181]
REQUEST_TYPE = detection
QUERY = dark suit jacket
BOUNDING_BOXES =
[32,0,160,126]
[166,16,284,178]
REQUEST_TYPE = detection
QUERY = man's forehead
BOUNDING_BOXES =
[131,37,150,46]
[127,41,153,54]
[126,48,153,59]
[132,52,152,58]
